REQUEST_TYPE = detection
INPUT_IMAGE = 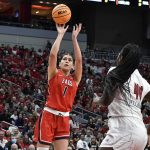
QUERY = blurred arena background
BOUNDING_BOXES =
[0,0,150,150]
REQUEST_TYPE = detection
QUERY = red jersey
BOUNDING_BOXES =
[45,69,78,112]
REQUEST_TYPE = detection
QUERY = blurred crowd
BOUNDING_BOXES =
[0,44,150,150]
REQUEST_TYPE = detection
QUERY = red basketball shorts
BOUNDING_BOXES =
[33,109,70,145]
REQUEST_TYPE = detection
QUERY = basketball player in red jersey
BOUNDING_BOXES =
[34,23,82,150]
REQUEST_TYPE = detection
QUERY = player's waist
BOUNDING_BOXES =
[108,115,143,121]
[108,115,145,130]
[44,107,70,117]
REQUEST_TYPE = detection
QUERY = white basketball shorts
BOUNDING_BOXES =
[100,117,148,150]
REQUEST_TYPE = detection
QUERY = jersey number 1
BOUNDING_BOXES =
[134,83,143,100]
[63,86,68,96]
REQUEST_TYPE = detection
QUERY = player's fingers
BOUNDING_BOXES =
[79,23,82,30]
[65,25,69,31]
[73,26,75,31]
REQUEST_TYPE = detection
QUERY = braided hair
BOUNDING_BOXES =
[102,43,142,105]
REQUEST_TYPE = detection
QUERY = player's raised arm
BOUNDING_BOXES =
[72,23,82,85]
[48,24,69,81]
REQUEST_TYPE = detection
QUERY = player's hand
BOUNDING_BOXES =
[72,23,82,39]
[56,24,69,35]
[93,93,100,103]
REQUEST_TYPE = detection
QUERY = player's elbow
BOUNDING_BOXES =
[76,57,82,63]
[101,99,112,106]
[101,91,114,106]
[49,52,56,58]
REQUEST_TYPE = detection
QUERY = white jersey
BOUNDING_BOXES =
[108,67,150,120]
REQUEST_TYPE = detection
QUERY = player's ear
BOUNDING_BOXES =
[59,62,61,68]
[71,65,75,70]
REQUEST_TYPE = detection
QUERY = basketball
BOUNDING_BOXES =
[52,4,71,24]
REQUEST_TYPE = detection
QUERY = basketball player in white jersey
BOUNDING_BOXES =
[93,43,150,150]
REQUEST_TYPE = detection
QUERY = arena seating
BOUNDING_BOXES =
[0,44,150,149]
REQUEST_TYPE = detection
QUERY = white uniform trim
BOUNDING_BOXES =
[39,113,52,144]
[55,135,70,138]
[44,107,70,116]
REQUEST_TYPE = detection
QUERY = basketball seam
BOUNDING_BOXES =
[53,18,70,24]
[53,4,67,10]
[53,13,71,18]
[52,6,70,16]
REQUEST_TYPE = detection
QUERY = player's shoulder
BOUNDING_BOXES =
[132,69,142,77]
[49,69,61,81]
[131,69,148,84]
[57,69,62,75]
[108,66,116,73]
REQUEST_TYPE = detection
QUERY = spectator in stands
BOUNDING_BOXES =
[11,143,18,150]
[94,117,102,131]
[77,134,89,150]
[5,136,21,150]
[86,118,95,129]
[84,130,93,145]
[68,139,75,150]
[34,23,83,150]
[0,131,8,149]
[10,110,18,124]
[70,114,79,131]
[22,83,33,95]
[96,132,104,145]
[88,136,99,150]
[5,130,11,141]
[28,144,35,150]
[16,136,23,149]
[67,146,73,150]
[75,100,82,108]
[15,113,23,127]
[22,134,30,149]
[86,76,94,97]
[8,125,20,138]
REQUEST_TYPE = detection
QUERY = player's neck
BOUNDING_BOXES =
[61,69,70,76]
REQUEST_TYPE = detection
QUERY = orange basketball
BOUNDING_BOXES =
[52,4,71,24]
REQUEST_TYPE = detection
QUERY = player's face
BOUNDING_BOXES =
[60,54,73,71]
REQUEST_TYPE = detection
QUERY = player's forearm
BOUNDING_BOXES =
[49,33,64,58]
[95,90,114,106]
[147,124,150,134]
[100,94,112,106]
[72,37,82,62]
[94,96,107,106]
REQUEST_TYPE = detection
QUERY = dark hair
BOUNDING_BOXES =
[58,51,74,64]
[60,51,73,60]
[104,43,142,103]
[57,51,74,67]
